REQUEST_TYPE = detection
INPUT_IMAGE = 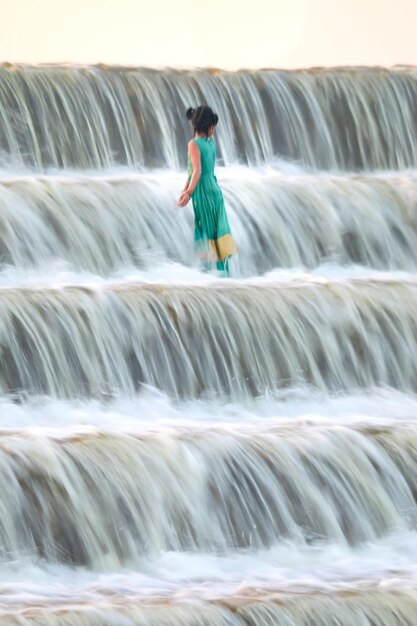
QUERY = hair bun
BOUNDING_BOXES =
[186,107,195,120]
[212,113,219,125]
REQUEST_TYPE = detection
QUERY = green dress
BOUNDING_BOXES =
[188,137,237,272]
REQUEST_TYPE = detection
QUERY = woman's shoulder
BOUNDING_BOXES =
[188,139,201,152]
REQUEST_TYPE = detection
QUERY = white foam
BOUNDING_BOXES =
[0,387,416,433]
[0,260,416,290]
[0,164,416,181]
[1,534,417,609]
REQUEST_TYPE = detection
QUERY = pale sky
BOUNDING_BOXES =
[1,0,416,69]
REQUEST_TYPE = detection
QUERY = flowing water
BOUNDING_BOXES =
[0,64,417,624]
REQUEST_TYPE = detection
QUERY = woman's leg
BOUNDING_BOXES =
[216,257,231,276]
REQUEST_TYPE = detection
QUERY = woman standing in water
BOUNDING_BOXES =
[177,105,237,274]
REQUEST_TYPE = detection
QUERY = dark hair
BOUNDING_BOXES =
[186,105,219,136]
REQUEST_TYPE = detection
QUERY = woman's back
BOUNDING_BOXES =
[189,137,216,178]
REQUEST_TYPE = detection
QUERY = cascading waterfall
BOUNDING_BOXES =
[0,172,417,274]
[0,423,415,566]
[0,62,416,625]
[1,280,417,397]
[0,65,416,171]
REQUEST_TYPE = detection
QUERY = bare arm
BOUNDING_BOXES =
[177,140,201,207]
[186,140,201,195]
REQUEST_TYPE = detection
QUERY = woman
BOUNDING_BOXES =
[177,105,237,274]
